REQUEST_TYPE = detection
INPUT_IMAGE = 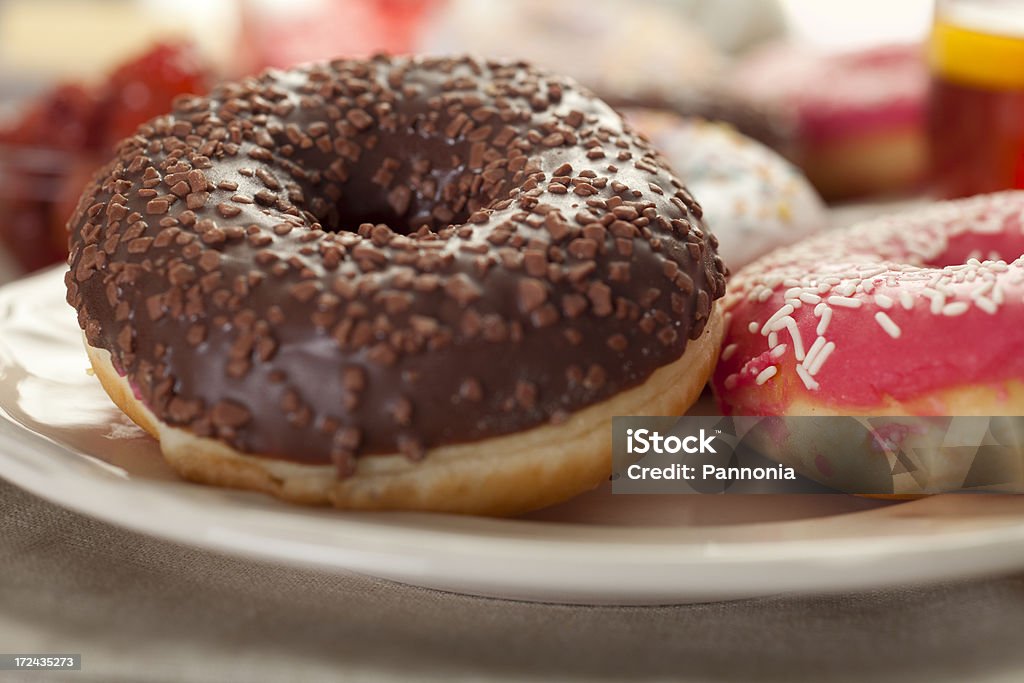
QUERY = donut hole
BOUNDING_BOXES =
[305,139,482,237]
[310,190,440,238]
[319,181,457,236]
[327,205,428,236]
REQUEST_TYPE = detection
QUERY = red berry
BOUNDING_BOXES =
[0,197,65,272]
[99,42,212,147]
[0,41,212,271]
[0,83,99,151]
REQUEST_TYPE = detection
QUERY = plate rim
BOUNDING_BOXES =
[6,266,1024,603]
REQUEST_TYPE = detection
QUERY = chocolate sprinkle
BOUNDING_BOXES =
[66,55,725,470]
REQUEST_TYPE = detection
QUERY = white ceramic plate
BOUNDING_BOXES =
[5,267,1024,604]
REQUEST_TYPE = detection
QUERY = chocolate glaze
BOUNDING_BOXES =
[65,55,726,472]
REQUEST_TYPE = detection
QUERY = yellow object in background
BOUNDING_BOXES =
[928,0,1024,198]
[930,18,1024,90]
[0,0,237,82]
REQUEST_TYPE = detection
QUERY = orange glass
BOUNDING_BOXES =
[928,0,1024,198]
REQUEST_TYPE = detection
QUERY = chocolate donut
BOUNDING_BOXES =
[65,55,726,514]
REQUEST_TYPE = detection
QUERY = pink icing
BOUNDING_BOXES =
[730,43,927,145]
[715,192,1024,414]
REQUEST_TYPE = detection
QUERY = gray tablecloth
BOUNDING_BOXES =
[3,479,1024,683]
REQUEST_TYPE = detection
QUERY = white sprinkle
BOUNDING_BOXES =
[804,336,828,368]
[724,373,739,390]
[942,301,969,316]
[748,322,759,334]
[785,287,803,300]
[971,281,993,298]
[761,304,795,335]
[816,306,832,336]
[796,363,820,391]
[899,291,914,310]
[827,295,862,309]
[835,282,858,297]
[859,266,887,278]
[800,292,821,304]
[755,366,778,385]
[783,317,806,361]
[994,284,1005,304]
[768,331,779,348]
[807,342,836,376]
[771,314,795,335]
[814,302,827,317]
[874,294,894,309]
[875,311,902,338]
[721,343,738,361]
[770,344,788,358]
[975,297,997,314]
[757,288,773,302]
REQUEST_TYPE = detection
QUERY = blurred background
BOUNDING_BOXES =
[0,0,934,85]
[0,0,1016,279]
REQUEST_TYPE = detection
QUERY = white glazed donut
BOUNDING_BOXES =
[625,110,827,270]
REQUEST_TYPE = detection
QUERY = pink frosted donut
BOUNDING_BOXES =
[727,43,927,200]
[714,192,1024,416]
